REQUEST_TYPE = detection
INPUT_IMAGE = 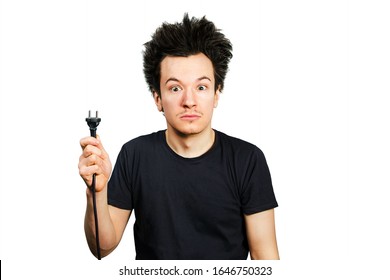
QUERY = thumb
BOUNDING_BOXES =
[95,135,109,159]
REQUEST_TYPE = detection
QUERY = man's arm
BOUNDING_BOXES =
[84,188,131,258]
[244,209,279,260]
[79,136,131,258]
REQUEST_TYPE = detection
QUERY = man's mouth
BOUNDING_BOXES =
[179,113,201,121]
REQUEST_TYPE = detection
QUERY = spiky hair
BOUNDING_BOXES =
[143,13,233,96]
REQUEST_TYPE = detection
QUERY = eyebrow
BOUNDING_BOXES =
[164,76,212,85]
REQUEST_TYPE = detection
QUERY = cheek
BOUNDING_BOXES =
[160,98,179,116]
[202,95,217,110]
[160,97,174,109]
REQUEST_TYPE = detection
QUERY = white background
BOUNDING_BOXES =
[1,0,389,279]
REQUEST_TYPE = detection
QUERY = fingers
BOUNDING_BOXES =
[79,135,112,190]
[78,162,104,179]
[95,135,110,159]
[79,165,106,189]
[80,135,109,159]
[79,153,102,169]
[80,136,99,150]
[79,136,107,171]
[82,144,102,158]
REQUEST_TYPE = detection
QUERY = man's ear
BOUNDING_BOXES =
[214,86,221,108]
[153,91,163,112]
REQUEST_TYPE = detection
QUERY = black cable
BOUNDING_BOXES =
[86,110,101,260]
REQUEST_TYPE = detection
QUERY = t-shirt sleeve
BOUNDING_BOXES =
[240,147,278,215]
[107,145,133,210]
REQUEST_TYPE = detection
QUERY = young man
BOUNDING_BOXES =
[79,14,279,260]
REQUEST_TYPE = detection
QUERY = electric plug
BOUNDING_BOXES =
[86,110,101,138]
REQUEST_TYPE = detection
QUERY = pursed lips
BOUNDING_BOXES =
[179,112,202,120]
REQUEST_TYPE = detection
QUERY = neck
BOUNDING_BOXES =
[165,128,215,158]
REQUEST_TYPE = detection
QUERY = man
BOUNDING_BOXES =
[79,14,279,260]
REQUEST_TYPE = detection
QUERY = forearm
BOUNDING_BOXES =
[245,209,280,260]
[84,186,117,258]
[250,245,280,260]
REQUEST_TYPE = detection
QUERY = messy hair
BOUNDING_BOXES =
[143,13,233,96]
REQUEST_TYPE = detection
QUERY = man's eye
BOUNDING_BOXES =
[198,85,207,91]
[170,86,182,92]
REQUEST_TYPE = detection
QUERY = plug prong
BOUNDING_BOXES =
[88,110,91,118]
[96,111,99,118]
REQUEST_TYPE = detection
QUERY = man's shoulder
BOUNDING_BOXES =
[121,130,164,151]
[216,130,261,153]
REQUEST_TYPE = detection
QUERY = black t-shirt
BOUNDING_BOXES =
[108,130,278,260]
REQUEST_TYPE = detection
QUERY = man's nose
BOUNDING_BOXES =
[181,88,196,108]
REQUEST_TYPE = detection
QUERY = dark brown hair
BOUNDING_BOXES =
[143,13,233,96]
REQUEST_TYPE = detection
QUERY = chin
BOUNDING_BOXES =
[171,123,206,136]
[176,128,202,136]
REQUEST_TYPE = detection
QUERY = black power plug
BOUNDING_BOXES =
[86,110,101,138]
[85,110,102,260]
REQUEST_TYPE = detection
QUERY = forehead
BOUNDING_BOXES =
[160,53,214,82]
